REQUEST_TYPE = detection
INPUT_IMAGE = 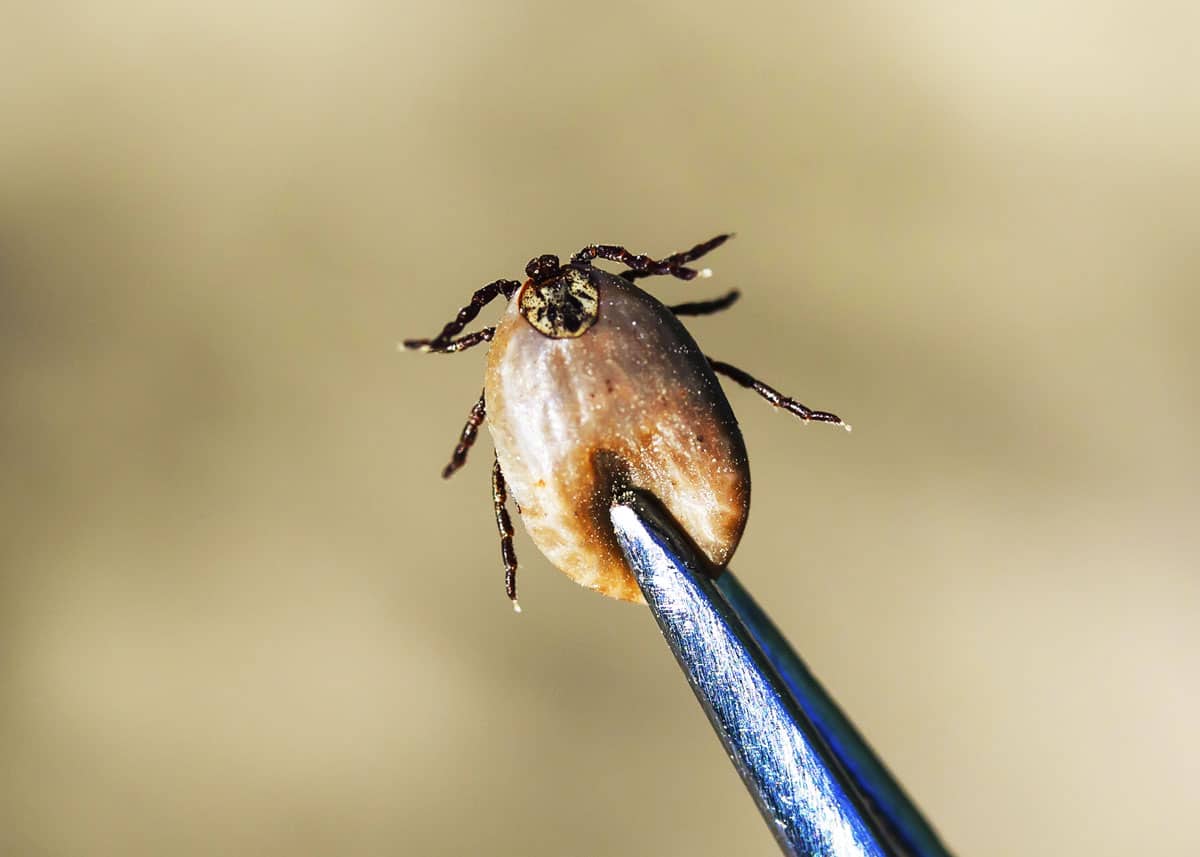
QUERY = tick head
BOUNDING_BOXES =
[524,254,561,284]
[518,260,600,339]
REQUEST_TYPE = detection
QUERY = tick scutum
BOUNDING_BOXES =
[518,266,600,340]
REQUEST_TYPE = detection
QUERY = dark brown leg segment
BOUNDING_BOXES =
[709,359,848,427]
[669,289,741,317]
[402,279,520,352]
[442,391,486,479]
[571,233,732,282]
[492,455,520,611]
[416,326,496,355]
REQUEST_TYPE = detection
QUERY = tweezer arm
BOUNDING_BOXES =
[611,492,951,857]
[714,573,952,857]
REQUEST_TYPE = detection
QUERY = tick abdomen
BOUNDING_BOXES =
[484,268,750,602]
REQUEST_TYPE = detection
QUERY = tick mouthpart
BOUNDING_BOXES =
[525,254,561,283]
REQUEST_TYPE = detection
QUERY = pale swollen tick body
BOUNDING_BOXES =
[403,235,848,609]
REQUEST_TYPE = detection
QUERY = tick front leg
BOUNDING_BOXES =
[402,278,520,352]
[492,456,521,612]
[410,326,495,355]
[572,233,732,282]
[442,391,487,479]
[669,289,740,317]
[709,358,850,429]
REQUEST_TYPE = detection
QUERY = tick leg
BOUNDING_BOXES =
[669,289,740,317]
[411,326,495,355]
[402,278,520,352]
[571,233,732,282]
[492,455,521,611]
[709,358,848,428]
[442,391,486,479]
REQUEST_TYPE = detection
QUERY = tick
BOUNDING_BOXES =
[403,234,848,609]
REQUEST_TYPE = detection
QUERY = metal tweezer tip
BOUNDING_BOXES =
[611,490,952,857]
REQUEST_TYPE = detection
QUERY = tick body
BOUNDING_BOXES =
[486,269,749,601]
[404,235,847,607]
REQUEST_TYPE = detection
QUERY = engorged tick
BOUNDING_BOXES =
[403,234,848,609]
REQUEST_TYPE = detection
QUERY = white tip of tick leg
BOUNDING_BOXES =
[843,422,853,433]
[511,599,522,614]
[698,268,713,278]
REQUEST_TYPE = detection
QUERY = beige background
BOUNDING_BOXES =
[3,3,1198,856]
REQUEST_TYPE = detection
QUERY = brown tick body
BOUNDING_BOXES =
[487,268,749,601]
[404,235,847,608]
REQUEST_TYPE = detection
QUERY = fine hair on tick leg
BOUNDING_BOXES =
[491,455,520,612]
[442,391,486,479]
[669,289,741,317]
[572,233,733,282]
[398,326,496,355]
[402,279,519,352]
[708,359,851,431]
[430,385,523,608]
[401,272,525,608]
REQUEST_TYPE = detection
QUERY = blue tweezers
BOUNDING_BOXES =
[610,491,954,857]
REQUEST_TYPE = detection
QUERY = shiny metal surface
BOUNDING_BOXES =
[611,495,892,857]
[714,573,953,857]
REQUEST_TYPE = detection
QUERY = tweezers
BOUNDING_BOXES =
[610,490,954,857]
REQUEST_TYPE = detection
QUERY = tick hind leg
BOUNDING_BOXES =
[402,278,520,353]
[709,359,850,429]
[572,233,732,282]
[669,289,740,317]
[492,455,521,612]
[442,391,486,479]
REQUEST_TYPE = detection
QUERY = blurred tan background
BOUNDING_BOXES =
[2,2,1198,855]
